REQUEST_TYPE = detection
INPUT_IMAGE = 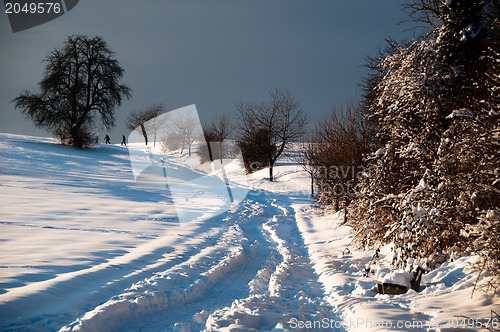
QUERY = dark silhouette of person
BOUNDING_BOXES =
[121,135,126,146]
[104,134,111,144]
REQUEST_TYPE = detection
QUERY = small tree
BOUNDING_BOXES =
[210,114,231,162]
[199,114,231,163]
[237,89,306,181]
[13,35,131,148]
[127,110,149,145]
[126,104,166,146]
[170,112,200,156]
[146,104,168,147]
[296,140,318,197]
[199,125,216,164]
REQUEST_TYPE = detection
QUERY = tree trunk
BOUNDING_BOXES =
[219,141,223,164]
[310,174,314,197]
[207,141,213,162]
[70,124,82,148]
[141,124,148,145]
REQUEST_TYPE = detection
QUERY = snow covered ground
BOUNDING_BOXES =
[0,133,498,331]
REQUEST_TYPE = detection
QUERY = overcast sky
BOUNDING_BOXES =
[0,1,418,140]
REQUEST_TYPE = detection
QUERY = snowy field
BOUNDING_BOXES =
[0,133,498,331]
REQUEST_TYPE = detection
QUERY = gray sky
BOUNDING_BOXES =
[0,0,417,140]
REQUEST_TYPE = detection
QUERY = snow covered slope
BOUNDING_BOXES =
[0,133,498,331]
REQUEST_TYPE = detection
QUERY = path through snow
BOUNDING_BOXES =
[0,134,340,331]
[69,193,341,331]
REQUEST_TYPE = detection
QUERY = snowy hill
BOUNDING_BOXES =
[0,133,498,331]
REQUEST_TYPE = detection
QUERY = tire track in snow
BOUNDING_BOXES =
[117,192,340,332]
[113,197,280,331]
[0,222,225,330]
[75,191,343,332]
[63,222,249,332]
[205,194,341,331]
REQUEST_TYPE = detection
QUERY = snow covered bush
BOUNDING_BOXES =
[237,127,275,173]
[348,0,499,292]
[161,132,184,153]
[470,211,500,294]
[349,38,458,260]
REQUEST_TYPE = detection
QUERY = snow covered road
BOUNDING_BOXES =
[118,195,339,332]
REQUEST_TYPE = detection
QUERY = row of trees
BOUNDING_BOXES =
[11,35,306,176]
[126,91,306,183]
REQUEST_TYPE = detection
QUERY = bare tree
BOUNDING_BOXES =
[127,110,149,145]
[403,0,444,30]
[199,114,231,163]
[237,101,269,172]
[308,103,370,209]
[210,114,231,142]
[171,112,200,156]
[210,114,231,162]
[296,140,318,197]
[145,104,168,147]
[126,104,165,146]
[237,89,306,181]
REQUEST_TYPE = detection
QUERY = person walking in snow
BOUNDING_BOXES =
[121,135,126,146]
[104,134,111,145]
